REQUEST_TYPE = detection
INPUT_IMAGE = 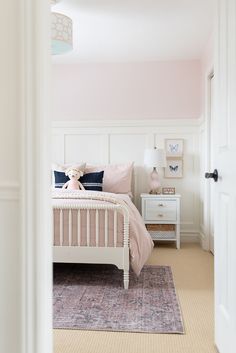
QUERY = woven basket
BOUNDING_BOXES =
[146,224,175,231]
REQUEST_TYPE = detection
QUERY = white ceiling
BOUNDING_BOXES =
[52,0,215,64]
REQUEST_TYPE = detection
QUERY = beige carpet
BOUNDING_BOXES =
[54,243,217,353]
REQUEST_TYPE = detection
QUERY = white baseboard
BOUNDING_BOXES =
[180,231,200,243]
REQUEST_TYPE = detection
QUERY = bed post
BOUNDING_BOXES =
[123,208,130,289]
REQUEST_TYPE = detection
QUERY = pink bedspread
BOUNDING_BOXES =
[52,190,154,276]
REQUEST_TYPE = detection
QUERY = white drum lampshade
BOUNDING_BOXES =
[144,148,166,194]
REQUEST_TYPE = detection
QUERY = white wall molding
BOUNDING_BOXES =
[181,221,196,226]
[52,118,203,129]
[52,119,201,239]
[0,183,20,200]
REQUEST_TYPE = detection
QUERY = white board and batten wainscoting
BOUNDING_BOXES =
[52,118,205,244]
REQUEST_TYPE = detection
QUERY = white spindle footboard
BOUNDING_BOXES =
[53,202,130,289]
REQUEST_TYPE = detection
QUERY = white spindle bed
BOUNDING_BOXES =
[53,200,130,289]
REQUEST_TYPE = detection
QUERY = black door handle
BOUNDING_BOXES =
[205,169,218,182]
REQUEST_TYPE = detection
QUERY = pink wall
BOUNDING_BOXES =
[52,60,202,120]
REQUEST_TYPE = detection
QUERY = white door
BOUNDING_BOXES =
[213,0,236,352]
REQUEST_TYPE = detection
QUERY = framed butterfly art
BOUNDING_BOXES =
[165,159,183,178]
[165,139,184,157]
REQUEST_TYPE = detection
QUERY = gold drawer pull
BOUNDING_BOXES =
[158,214,163,217]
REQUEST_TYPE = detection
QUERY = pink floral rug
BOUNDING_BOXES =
[53,264,184,334]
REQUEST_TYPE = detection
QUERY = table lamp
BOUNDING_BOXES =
[144,147,166,194]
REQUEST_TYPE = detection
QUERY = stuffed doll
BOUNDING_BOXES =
[62,167,85,190]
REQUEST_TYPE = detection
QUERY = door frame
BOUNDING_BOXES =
[201,67,214,252]
[205,69,215,252]
[21,1,52,352]
[21,1,226,353]
[208,72,215,254]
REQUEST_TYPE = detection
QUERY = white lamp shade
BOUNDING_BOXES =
[144,148,166,168]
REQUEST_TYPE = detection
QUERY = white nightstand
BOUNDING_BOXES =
[141,193,181,249]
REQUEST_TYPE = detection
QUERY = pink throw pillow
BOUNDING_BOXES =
[85,163,134,194]
[52,162,86,173]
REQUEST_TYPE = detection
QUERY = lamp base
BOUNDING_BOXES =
[149,167,161,194]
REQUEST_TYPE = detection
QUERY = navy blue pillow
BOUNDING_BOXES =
[54,170,69,188]
[80,171,104,191]
[54,170,104,191]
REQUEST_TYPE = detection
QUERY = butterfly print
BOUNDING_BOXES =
[169,144,179,153]
[169,165,178,172]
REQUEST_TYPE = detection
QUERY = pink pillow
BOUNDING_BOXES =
[85,163,134,194]
[52,162,86,172]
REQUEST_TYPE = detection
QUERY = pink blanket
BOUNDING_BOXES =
[52,190,154,276]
